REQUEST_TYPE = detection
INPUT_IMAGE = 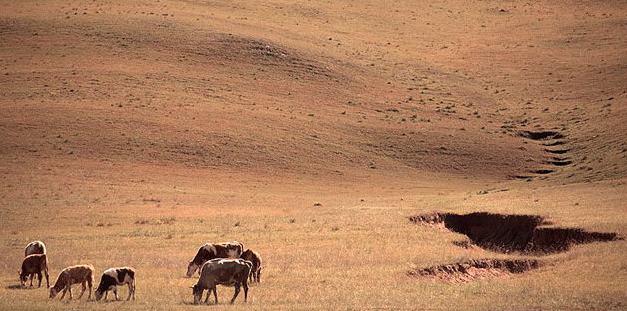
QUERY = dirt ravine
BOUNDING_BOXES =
[408,259,540,283]
[410,212,621,254]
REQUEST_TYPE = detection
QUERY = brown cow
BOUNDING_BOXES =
[240,249,262,283]
[192,258,252,305]
[49,265,94,300]
[186,241,244,277]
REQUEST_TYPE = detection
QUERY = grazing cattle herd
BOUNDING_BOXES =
[16,240,262,304]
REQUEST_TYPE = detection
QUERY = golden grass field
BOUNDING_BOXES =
[1,0,627,310]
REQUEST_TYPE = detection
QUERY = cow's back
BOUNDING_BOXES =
[200,259,250,287]
[25,241,46,257]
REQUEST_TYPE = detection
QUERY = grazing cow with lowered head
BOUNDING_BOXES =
[49,264,94,300]
[19,254,49,288]
[192,258,252,305]
[240,249,262,283]
[186,241,244,277]
[25,241,46,257]
[94,267,136,301]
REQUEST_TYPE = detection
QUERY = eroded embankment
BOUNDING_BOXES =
[409,212,621,254]
[408,259,539,283]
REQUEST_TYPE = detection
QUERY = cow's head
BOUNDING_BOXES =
[18,270,26,286]
[186,261,200,278]
[49,287,59,299]
[192,284,203,304]
[94,289,104,301]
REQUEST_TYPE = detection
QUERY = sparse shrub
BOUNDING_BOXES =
[158,217,175,225]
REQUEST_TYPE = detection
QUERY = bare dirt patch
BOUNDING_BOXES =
[408,259,539,283]
[545,148,570,154]
[543,141,566,147]
[410,212,621,254]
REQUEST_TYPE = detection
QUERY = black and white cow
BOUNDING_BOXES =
[94,267,135,301]
[192,258,252,305]
[186,241,244,277]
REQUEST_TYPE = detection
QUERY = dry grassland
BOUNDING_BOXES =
[1,0,626,310]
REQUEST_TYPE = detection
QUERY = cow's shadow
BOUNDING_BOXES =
[181,301,198,306]
[181,301,217,306]
[6,284,27,289]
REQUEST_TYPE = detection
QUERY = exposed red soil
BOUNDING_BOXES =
[408,259,539,283]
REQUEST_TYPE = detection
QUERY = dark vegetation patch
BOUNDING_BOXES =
[518,131,564,140]
[408,259,539,283]
[409,212,621,254]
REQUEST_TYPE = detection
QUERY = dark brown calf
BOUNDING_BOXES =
[19,254,49,288]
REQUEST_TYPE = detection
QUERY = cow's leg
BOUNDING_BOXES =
[45,270,49,288]
[243,280,249,302]
[87,278,92,299]
[60,286,67,300]
[37,272,42,288]
[204,288,210,304]
[113,287,119,300]
[78,282,86,299]
[257,269,261,283]
[29,274,34,287]
[126,283,132,301]
[104,290,108,301]
[69,284,74,300]
[132,281,135,300]
[230,283,241,304]
[212,286,218,304]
